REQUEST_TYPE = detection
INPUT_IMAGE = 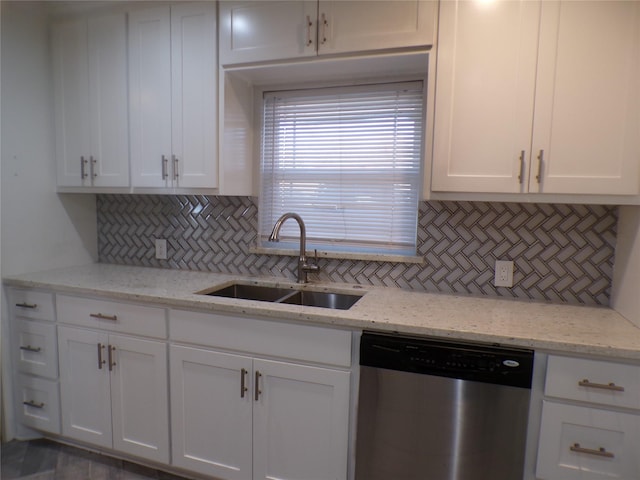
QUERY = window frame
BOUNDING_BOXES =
[257,80,427,260]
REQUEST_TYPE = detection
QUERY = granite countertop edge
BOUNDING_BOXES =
[4,263,640,361]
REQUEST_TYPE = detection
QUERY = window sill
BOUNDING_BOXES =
[249,246,425,265]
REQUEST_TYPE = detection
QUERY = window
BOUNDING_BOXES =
[259,82,424,256]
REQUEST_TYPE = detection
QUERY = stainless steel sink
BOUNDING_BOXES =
[279,290,362,310]
[198,282,363,310]
[200,283,293,302]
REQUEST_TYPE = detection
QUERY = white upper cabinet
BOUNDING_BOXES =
[219,0,437,65]
[129,3,218,189]
[53,12,129,188]
[431,0,640,196]
[531,1,640,195]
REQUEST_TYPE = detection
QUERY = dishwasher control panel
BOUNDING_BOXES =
[360,331,534,388]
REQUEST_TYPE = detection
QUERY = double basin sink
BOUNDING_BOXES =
[198,282,363,310]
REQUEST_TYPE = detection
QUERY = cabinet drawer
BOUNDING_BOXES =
[545,355,640,410]
[13,320,58,379]
[15,375,61,435]
[57,294,167,339]
[536,401,640,480]
[170,309,352,368]
[9,289,55,321]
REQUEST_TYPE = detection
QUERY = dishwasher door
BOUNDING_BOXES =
[354,333,533,480]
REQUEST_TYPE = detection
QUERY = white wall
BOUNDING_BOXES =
[612,206,640,328]
[0,1,98,441]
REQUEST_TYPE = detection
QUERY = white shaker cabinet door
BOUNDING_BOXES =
[531,0,640,195]
[53,12,129,188]
[58,326,112,449]
[219,1,317,65]
[86,12,129,188]
[129,6,173,188]
[170,345,253,480]
[53,18,92,187]
[170,2,218,189]
[318,0,437,55]
[110,335,169,464]
[431,0,540,193]
[252,359,350,480]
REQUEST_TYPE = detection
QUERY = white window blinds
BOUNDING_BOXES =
[260,82,424,256]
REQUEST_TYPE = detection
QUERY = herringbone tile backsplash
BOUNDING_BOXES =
[97,195,617,305]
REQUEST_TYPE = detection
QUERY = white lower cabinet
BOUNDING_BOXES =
[169,310,352,480]
[15,374,61,434]
[170,345,351,480]
[536,355,640,480]
[58,326,169,463]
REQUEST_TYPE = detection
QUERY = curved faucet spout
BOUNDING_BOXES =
[269,213,319,283]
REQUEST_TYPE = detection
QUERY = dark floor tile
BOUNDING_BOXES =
[2,440,193,480]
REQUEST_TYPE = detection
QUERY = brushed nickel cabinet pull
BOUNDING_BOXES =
[23,400,45,409]
[90,313,118,321]
[19,345,42,353]
[535,150,544,183]
[97,343,106,369]
[518,150,525,184]
[255,371,262,401]
[16,302,37,309]
[108,345,116,371]
[320,12,328,44]
[570,443,615,458]
[306,15,313,46]
[578,379,625,392]
[241,368,248,398]
[80,156,88,179]
[172,155,179,179]
[90,156,97,178]
[162,155,169,180]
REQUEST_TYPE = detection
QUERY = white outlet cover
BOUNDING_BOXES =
[494,260,514,287]
[155,239,167,260]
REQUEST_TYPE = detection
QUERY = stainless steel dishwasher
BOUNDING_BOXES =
[355,331,534,480]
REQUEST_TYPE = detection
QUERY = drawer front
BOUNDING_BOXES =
[15,375,61,435]
[13,320,58,379]
[536,401,640,480]
[9,288,55,322]
[170,309,352,368]
[545,355,640,410]
[57,294,167,339]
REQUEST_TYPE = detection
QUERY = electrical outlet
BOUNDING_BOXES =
[494,260,514,287]
[155,239,167,260]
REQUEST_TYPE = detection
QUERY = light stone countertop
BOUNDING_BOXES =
[4,263,640,361]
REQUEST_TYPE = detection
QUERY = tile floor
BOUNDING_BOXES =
[1,439,192,480]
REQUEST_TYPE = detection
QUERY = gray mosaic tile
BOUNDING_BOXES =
[97,195,617,306]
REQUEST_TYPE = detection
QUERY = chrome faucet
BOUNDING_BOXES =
[268,213,320,283]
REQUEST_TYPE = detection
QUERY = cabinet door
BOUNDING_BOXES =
[536,401,640,480]
[13,319,58,379]
[531,1,640,195]
[58,326,112,448]
[129,6,173,188]
[52,18,91,187]
[431,0,540,193]
[87,12,129,188]
[170,345,253,479]
[218,1,317,64]
[253,359,350,480]
[170,2,218,189]
[318,0,437,55]
[110,335,169,463]
[15,375,61,435]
